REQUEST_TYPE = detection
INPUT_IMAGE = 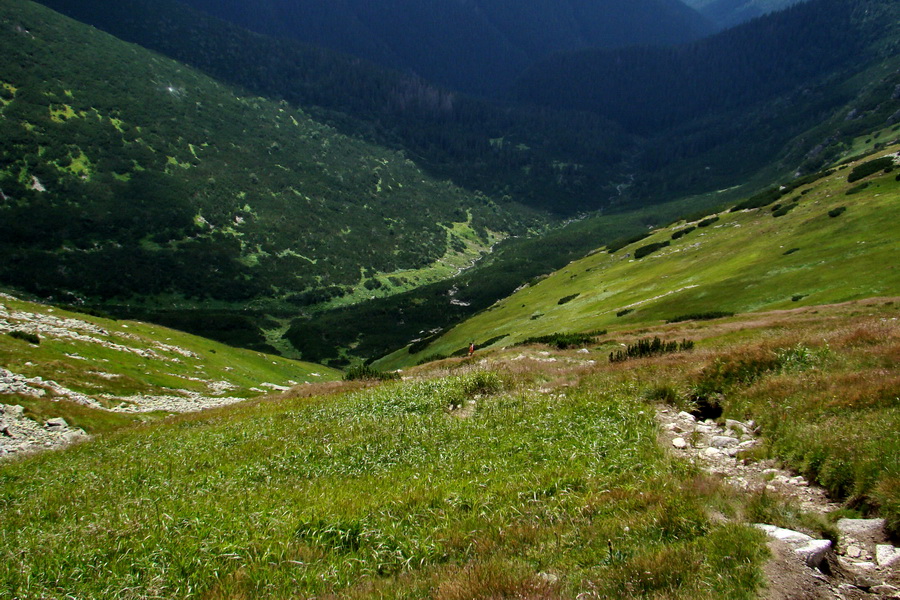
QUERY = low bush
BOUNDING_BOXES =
[521,330,606,349]
[606,231,652,254]
[828,206,847,218]
[634,241,670,259]
[671,226,696,240]
[847,156,895,182]
[8,330,39,345]
[782,248,800,256]
[343,364,401,381]
[557,293,579,305]
[616,308,633,317]
[697,216,719,228]
[772,203,798,218]
[845,182,870,195]
[609,337,694,363]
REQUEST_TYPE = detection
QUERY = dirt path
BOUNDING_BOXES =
[656,408,900,599]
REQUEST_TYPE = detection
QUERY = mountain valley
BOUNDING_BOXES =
[1,0,899,597]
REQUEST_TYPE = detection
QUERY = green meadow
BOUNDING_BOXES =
[386,146,900,369]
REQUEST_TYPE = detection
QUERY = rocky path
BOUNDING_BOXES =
[657,408,900,598]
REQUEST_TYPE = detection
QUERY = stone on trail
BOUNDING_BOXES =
[876,544,900,568]
[45,417,68,430]
[672,437,688,449]
[710,435,739,448]
[677,411,696,422]
[755,524,833,569]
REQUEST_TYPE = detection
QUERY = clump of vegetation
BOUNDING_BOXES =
[520,330,606,349]
[616,308,634,317]
[557,293,579,305]
[606,231,652,254]
[671,226,696,240]
[609,337,694,363]
[634,241,670,259]
[846,182,871,195]
[343,364,401,381]
[782,247,800,256]
[7,330,40,345]
[847,156,895,182]
[666,311,734,323]
[828,206,847,218]
[697,216,720,228]
[792,294,807,302]
[772,203,798,218]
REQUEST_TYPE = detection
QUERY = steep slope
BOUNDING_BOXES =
[515,0,900,193]
[0,291,338,457]
[32,0,634,216]
[386,146,900,368]
[0,0,540,352]
[176,0,712,96]
[682,0,807,29]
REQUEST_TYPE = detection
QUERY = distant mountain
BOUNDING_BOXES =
[514,0,900,190]
[682,0,807,30]
[174,0,713,96]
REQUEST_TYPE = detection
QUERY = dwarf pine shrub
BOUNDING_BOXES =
[8,330,39,344]
[609,337,694,363]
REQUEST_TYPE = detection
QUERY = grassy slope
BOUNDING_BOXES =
[383,145,900,369]
[2,300,897,598]
[0,294,338,434]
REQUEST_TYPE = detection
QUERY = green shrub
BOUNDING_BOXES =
[697,216,719,228]
[730,187,783,212]
[828,206,846,218]
[557,293,579,305]
[616,308,633,317]
[520,330,606,349]
[847,156,895,182]
[671,226,696,240]
[606,231,652,254]
[845,182,870,195]
[792,294,807,302]
[772,203,798,218]
[609,337,694,363]
[634,241,670,259]
[343,364,401,381]
[782,247,800,256]
[8,330,40,345]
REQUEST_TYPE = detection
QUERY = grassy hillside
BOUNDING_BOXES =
[2,298,897,598]
[0,0,533,351]
[387,145,900,368]
[0,292,338,438]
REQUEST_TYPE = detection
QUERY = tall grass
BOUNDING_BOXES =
[0,370,767,599]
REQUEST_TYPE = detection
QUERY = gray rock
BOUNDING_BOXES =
[871,584,899,597]
[837,518,886,543]
[45,417,68,430]
[876,544,900,568]
[725,419,747,433]
[672,437,688,449]
[677,411,696,422]
[710,435,740,448]
[754,524,814,545]
[795,539,832,569]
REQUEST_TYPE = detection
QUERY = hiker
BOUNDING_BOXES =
[468,341,475,357]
